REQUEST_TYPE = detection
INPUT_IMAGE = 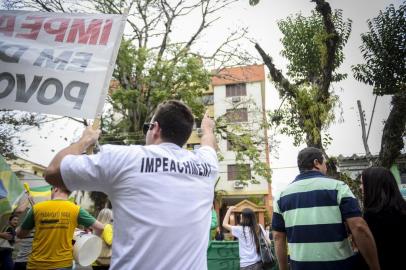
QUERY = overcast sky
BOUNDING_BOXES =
[14,0,402,196]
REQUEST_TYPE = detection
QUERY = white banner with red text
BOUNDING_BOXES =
[0,10,126,118]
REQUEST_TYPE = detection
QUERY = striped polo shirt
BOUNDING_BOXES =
[272,171,361,270]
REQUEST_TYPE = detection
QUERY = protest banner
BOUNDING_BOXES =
[0,10,126,118]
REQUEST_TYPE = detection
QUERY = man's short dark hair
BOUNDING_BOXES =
[52,185,71,195]
[9,214,18,221]
[61,186,72,195]
[297,147,324,172]
[153,100,194,147]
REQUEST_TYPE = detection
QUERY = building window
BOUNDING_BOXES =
[226,108,248,122]
[186,143,201,150]
[202,94,214,105]
[193,118,202,129]
[226,83,246,97]
[227,164,251,181]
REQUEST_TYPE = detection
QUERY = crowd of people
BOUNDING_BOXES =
[0,187,113,270]
[1,100,405,270]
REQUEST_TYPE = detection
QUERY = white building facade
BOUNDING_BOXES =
[210,64,272,225]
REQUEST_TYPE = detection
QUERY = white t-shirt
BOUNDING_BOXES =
[61,143,218,270]
[231,225,262,267]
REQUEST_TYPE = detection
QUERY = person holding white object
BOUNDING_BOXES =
[45,100,218,270]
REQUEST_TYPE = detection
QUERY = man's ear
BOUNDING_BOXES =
[313,159,320,170]
[152,121,161,137]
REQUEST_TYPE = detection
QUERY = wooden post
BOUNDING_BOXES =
[86,118,101,155]
[357,100,372,159]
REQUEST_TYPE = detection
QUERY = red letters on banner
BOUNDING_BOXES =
[0,15,15,37]
[16,16,44,40]
[0,15,112,45]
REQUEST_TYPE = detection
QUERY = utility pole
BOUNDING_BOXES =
[357,100,372,159]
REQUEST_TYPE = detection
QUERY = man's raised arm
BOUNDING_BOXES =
[45,127,101,188]
[200,111,216,150]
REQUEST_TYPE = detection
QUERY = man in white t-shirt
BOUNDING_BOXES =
[45,100,218,270]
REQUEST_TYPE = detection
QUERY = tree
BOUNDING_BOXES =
[0,110,44,159]
[255,0,351,151]
[102,41,211,145]
[249,1,362,198]
[352,3,406,168]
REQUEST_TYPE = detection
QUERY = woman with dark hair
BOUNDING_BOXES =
[223,206,262,270]
[360,167,406,270]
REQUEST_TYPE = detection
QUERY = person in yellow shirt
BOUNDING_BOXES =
[16,186,104,270]
[92,208,113,270]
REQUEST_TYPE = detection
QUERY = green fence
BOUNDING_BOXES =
[207,241,240,270]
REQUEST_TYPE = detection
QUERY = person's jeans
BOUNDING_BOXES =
[0,249,14,270]
[12,262,27,270]
[240,261,263,270]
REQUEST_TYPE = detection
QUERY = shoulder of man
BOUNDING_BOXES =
[278,174,342,200]
[326,177,353,193]
[34,200,77,211]
[101,144,141,153]
[77,207,96,227]
[192,145,218,162]
[32,200,51,210]
[305,174,345,188]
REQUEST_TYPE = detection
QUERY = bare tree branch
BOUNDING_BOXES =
[255,43,296,98]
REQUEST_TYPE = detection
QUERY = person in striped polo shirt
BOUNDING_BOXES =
[272,147,380,270]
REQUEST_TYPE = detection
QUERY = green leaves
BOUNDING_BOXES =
[353,2,406,168]
[278,10,351,84]
[352,3,406,96]
[260,1,350,149]
[105,39,210,143]
[269,84,338,147]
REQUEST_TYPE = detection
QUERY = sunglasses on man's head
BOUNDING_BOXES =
[143,123,155,135]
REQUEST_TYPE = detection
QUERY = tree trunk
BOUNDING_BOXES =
[377,93,406,168]
[305,130,323,149]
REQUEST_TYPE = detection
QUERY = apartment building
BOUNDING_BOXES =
[187,64,272,225]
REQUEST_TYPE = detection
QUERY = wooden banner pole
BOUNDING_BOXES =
[84,9,128,155]
[85,117,101,155]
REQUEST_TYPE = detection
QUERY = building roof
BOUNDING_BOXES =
[337,153,406,163]
[8,156,46,170]
[211,64,265,86]
[233,199,266,212]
